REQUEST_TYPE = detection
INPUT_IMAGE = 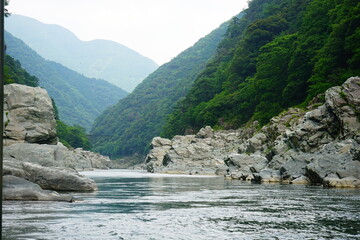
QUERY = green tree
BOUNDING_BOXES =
[56,121,91,150]
[4,54,39,87]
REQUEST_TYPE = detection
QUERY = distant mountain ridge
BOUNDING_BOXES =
[5,14,158,92]
[5,31,128,131]
[90,18,233,158]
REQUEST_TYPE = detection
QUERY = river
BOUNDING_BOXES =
[2,170,360,240]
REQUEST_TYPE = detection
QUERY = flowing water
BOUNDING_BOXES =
[2,170,360,240]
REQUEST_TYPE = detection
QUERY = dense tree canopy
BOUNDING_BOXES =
[162,0,360,137]
[4,54,39,87]
[56,121,91,150]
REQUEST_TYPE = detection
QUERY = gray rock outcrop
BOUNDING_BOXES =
[4,84,57,145]
[72,148,112,170]
[2,84,110,201]
[3,175,74,202]
[145,130,244,175]
[3,142,112,170]
[145,77,360,188]
[3,158,98,192]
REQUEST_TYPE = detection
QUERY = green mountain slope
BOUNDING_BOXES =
[5,31,128,131]
[5,14,158,92]
[90,20,232,158]
[162,0,360,137]
[4,54,39,87]
[3,54,92,150]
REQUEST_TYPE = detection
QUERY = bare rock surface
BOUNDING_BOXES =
[3,175,74,202]
[2,84,110,201]
[4,84,57,145]
[3,159,98,191]
[145,77,360,188]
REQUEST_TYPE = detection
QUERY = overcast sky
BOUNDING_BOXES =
[8,0,248,65]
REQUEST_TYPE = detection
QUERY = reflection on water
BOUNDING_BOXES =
[2,170,360,240]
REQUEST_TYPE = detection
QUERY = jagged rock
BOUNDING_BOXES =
[3,84,57,145]
[326,77,360,138]
[3,175,74,202]
[267,150,309,181]
[304,140,360,183]
[145,77,360,187]
[3,142,111,170]
[72,148,112,169]
[196,126,214,139]
[3,142,80,168]
[215,165,229,176]
[323,176,360,188]
[3,160,98,191]
[151,137,172,148]
[254,168,282,182]
[22,162,98,191]
[291,175,311,185]
[224,153,268,174]
[244,133,267,153]
[145,129,244,174]
[2,84,110,200]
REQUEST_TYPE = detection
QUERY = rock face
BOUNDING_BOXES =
[3,160,98,191]
[2,84,110,201]
[72,148,113,170]
[4,84,57,145]
[3,142,112,170]
[3,175,74,202]
[146,77,360,188]
[145,129,247,175]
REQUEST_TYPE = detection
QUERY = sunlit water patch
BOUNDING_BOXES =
[2,170,360,240]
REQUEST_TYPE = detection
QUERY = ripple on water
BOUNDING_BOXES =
[2,170,360,240]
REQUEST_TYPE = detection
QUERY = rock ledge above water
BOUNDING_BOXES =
[145,77,360,188]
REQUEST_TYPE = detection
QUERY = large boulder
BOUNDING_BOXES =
[304,140,360,183]
[3,159,98,191]
[3,142,81,169]
[3,175,74,202]
[3,142,111,170]
[4,84,57,145]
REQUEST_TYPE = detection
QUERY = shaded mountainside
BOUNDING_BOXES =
[5,31,128,131]
[162,0,360,137]
[5,14,158,92]
[90,19,233,158]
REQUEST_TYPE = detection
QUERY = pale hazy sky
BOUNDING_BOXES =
[7,0,248,65]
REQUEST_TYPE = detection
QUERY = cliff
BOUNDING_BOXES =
[145,77,360,188]
[3,84,111,201]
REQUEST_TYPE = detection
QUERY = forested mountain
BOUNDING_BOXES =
[162,0,360,137]
[3,52,92,150]
[4,54,39,87]
[5,14,158,92]
[90,19,234,158]
[5,31,128,131]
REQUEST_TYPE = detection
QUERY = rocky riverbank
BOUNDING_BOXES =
[3,84,110,201]
[145,77,360,188]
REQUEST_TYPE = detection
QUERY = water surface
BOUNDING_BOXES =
[3,170,360,239]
